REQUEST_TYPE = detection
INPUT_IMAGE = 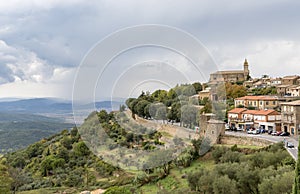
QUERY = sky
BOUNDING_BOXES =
[0,0,300,100]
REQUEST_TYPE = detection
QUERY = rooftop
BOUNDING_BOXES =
[228,108,247,114]
[283,75,300,79]
[235,95,278,101]
[211,70,244,75]
[242,109,279,115]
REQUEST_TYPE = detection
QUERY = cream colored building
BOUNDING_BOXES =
[282,75,300,85]
[228,108,281,131]
[198,87,211,101]
[209,59,250,84]
[234,96,279,110]
[281,100,300,135]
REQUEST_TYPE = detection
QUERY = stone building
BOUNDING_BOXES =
[199,114,225,144]
[281,75,300,85]
[281,100,300,135]
[209,59,250,84]
[234,95,279,110]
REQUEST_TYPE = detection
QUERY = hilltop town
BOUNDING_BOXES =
[196,59,300,136]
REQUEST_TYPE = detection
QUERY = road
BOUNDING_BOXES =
[225,131,299,160]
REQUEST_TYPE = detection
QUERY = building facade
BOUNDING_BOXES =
[228,108,281,131]
[282,75,300,85]
[209,59,250,83]
[281,100,300,135]
[234,96,279,110]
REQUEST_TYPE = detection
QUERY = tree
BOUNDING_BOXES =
[74,142,91,157]
[151,89,168,102]
[213,175,239,194]
[182,85,196,96]
[192,82,202,93]
[146,150,173,176]
[260,172,294,194]
[155,106,167,124]
[167,88,177,99]
[294,136,300,194]
[135,100,150,117]
[0,164,12,193]
[181,105,199,128]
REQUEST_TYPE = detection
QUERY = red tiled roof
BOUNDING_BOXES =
[235,96,278,101]
[242,109,279,116]
[242,110,259,114]
[255,109,280,115]
[228,108,247,114]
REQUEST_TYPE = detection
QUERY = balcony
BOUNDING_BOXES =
[282,111,294,115]
[229,118,254,123]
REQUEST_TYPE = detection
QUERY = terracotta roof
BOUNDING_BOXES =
[228,108,247,114]
[235,95,278,101]
[242,110,258,114]
[242,109,279,116]
[281,100,300,106]
[255,109,280,115]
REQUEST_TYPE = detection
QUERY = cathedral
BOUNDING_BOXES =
[209,59,250,84]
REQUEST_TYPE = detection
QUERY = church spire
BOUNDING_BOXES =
[244,58,249,80]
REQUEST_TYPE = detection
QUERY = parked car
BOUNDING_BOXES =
[276,131,283,136]
[252,129,260,135]
[268,129,273,135]
[259,129,266,133]
[271,131,277,136]
[237,127,243,131]
[280,132,290,136]
[287,142,294,148]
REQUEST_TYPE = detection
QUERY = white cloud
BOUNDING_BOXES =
[211,40,300,78]
[0,1,300,99]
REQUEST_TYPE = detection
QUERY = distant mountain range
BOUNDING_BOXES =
[0,98,124,114]
[0,98,125,153]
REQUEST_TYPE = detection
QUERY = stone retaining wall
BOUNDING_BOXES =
[220,135,273,147]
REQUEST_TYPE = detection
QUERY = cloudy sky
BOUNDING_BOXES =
[1,0,300,100]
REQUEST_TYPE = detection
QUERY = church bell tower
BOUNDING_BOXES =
[243,59,249,80]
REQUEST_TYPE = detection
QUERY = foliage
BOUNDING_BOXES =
[3,126,127,192]
[252,86,277,95]
[125,82,202,127]
[188,143,295,194]
[294,136,300,194]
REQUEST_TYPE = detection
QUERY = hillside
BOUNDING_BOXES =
[0,98,124,153]
[0,112,74,153]
[0,109,296,194]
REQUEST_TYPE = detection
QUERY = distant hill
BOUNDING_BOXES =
[0,112,74,153]
[0,98,124,114]
[0,98,72,114]
[0,98,124,153]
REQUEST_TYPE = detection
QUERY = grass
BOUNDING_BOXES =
[215,144,264,150]
[17,187,78,194]
[138,143,264,193]
[139,154,215,193]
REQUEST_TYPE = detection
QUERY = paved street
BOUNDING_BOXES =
[225,131,299,160]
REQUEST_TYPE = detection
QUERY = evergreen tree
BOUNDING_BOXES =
[293,137,300,194]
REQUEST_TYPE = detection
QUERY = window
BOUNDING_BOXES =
[273,101,276,105]
[266,101,269,105]
[260,101,262,105]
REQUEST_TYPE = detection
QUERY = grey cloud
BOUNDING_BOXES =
[0,0,300,98]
